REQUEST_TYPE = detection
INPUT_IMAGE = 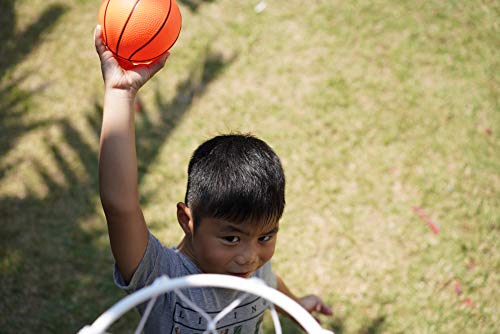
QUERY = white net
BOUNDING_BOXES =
[79,274,333,334]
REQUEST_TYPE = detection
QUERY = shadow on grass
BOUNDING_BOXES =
[0,48,235,333]
[141,50,235,191]
[0,1,68,161]
[0,74,55,180]
[359,316,386,334]
[264,314,344,334]
[265,313,385,333]
[0,1,68,79]
[178,0,216,12]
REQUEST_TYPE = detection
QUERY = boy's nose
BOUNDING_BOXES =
[234,247,258,266]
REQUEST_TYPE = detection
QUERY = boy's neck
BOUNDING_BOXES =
[177,236,202,271]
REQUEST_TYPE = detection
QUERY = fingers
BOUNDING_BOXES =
[95,23,169,75]
[301,295,333,316]
[95,24,115,66]
[317,303,333,316]
[312,301,332,324]
[94,25,118,63]
[131,51,169,83]
[94,25,106,57]
[311,297,333,316]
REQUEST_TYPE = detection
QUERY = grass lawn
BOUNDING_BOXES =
[0,0,498,333]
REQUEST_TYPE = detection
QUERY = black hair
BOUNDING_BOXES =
[184,134,285,228]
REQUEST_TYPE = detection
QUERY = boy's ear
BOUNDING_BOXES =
[177,202,194,236]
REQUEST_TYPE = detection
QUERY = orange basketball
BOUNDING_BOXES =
[98,0,182,63]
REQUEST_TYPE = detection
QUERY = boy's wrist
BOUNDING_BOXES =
[104,87,137,102]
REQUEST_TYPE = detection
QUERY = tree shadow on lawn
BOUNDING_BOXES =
[0,1,67,79]
[0,50,234,333]
[138,50,234,190]
[0,1,68,167]
[0,73,55,180]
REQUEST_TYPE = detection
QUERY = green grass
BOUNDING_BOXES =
[0,0,498,333]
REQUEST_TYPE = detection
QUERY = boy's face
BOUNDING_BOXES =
[191,218,279,278]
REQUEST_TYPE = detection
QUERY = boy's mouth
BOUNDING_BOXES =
[228,272,251,278]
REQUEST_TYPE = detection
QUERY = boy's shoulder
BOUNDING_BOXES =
[114,232,198,292]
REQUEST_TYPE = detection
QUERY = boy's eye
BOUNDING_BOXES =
[222,236,240,243]
[259,235,273,242]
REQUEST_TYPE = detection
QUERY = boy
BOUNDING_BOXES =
[94,25,332,333]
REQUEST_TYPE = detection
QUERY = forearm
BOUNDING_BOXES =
[99,88,140,212]
[275,275,302,322]
[276,275,299,303]
[276,274,333,325]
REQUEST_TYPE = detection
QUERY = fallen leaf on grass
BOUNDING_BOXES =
[454,280,462,295]
[412,206,440,234]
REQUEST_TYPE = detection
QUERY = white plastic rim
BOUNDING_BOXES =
[79,274,333,334]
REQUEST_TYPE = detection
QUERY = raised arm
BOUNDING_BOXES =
[95,25,168,282]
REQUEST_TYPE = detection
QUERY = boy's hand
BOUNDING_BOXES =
[276,276,333,324]
[298,295,333,322]
[94,25,169,95]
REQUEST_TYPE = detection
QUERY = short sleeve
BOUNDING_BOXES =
[114,232,173,293]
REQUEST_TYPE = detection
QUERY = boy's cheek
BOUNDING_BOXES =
[198,244,232,267]
[267,240,277,257]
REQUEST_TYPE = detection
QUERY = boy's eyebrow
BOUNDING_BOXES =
[219,224,279,236]
[219,225,249,236]
[264,226,280,234]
